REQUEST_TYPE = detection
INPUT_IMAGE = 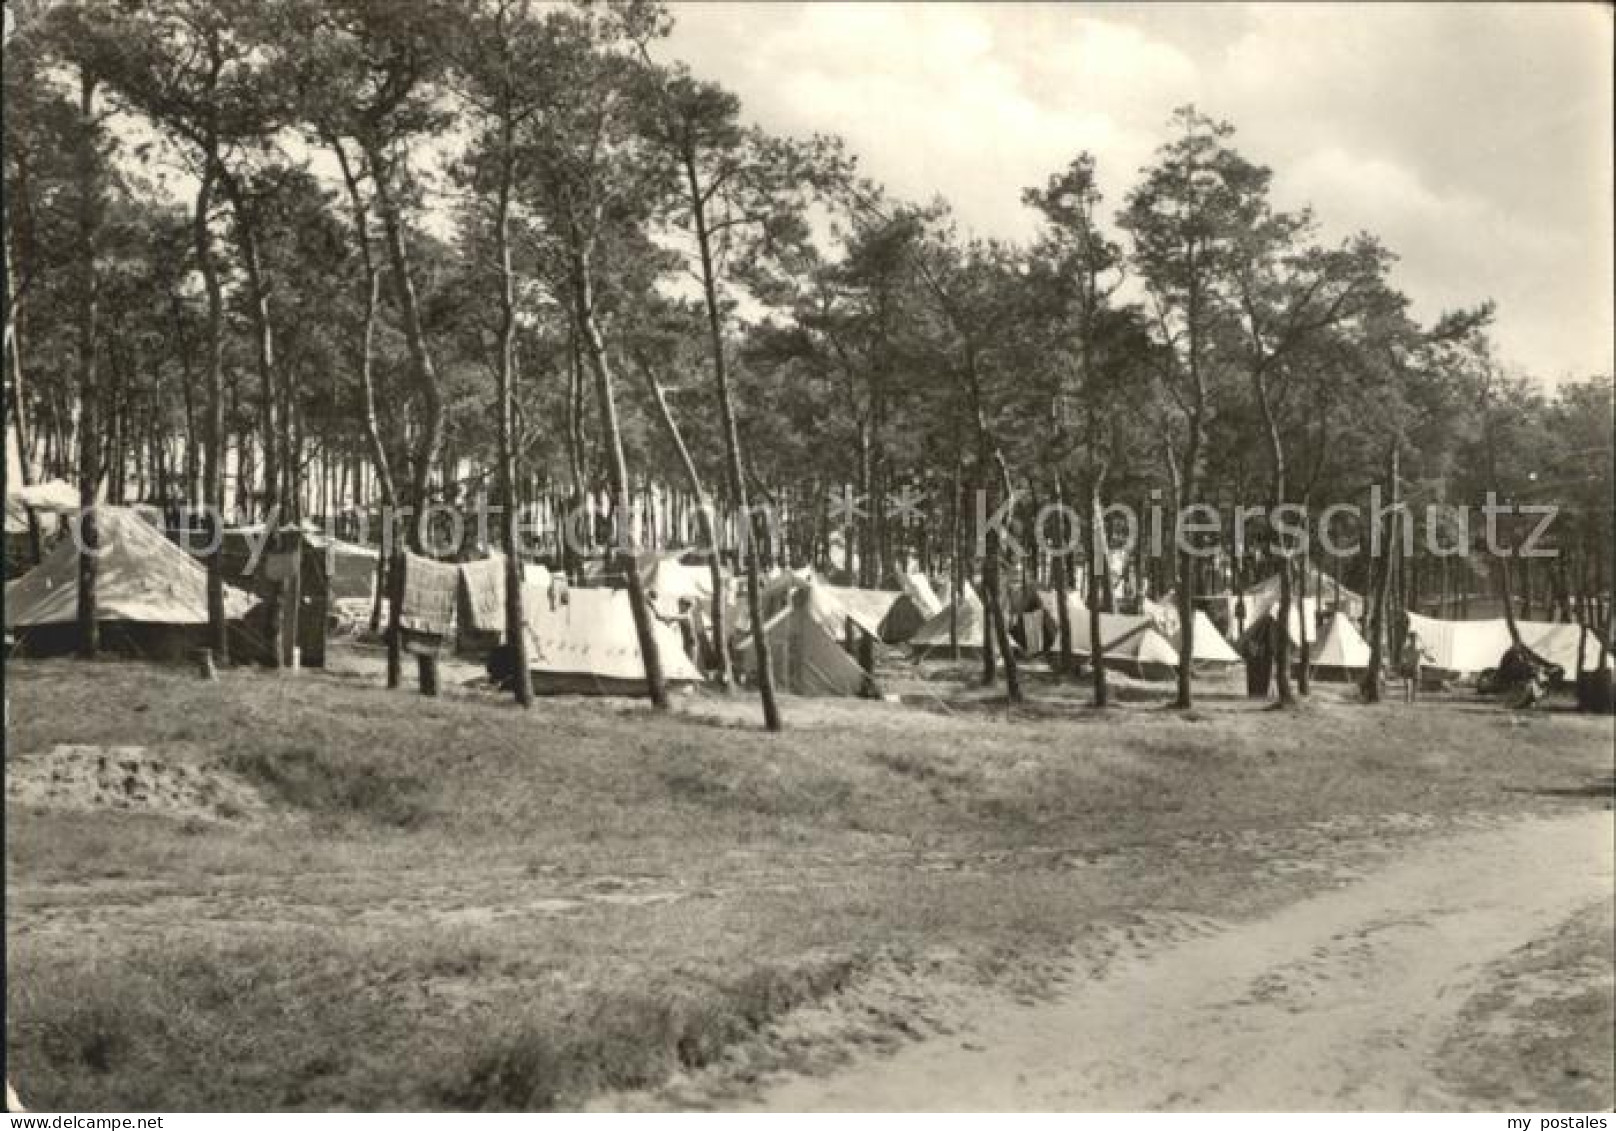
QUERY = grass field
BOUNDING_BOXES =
[5,653,1612,1111]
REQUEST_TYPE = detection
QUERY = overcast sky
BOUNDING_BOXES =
[664,1,1613,384]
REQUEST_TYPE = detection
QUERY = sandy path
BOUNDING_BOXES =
[754,810,1614,1111]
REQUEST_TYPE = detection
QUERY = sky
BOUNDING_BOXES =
[664,1,1614,384]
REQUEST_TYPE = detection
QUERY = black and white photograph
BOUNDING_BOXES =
[2,0,1613,1115]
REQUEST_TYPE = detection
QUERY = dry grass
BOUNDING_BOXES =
[5,654,1612,1110]
[1435,898,1616,1110]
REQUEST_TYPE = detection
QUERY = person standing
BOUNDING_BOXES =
[1399,629,1430,704]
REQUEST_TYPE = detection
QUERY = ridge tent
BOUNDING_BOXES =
[300,532,379,601]
[1183,609,1242,667]
[6,480,79,538]
[6,505,259,659]
[1403,613,1514,681]
[1005,590,1048,656]
[897,572,943,618]
[822,586,902,642]
[1035,590,1084,652]
[1404,613,1612,684]
[1039,593,1234,672]
[5,479,80,520]
[1068,607,1182,681]
[1307,611,1372,682]
[935,579,979,609]
[5,480,78,578]
[642,551,720,618]
[909,586,1016,660]
[733,583,874,697]
[876,572,943,643]
[728,565,816,638]
[205,525,382,665]
[1241,566,1363,625]
[524,582,702,696]
[1239,604,1320,652]
[1515,619,1612,675]
[1137,598,1239,664]
[909,588,985,659]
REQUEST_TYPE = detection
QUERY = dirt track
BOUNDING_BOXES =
[754,810,1614,1111]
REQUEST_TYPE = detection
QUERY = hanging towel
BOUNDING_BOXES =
[457,555,507,636]
[401,552,459,637]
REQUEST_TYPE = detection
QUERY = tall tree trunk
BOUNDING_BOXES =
[1088,476,1110,707]
[949,449,962,660]
[1552,555,1575,623]
[195,158,228,660]
[1296,548,1312,696]
[222,178,285,667]
[1166,428,1201,710]
[366,140,446,693]
[683,150,779,730]
[1362,441,1399,702]
[573,250,668,710]
[563,325,588,581]
[1252,368,1295,705]
[968,364,1022,702]
[4,211,43,562]
[73,70,101,658]
[856,422,874,587]
[1051,471,1075,677]
[491,120,532,707]
[235,215,278,523]
[1479,385,1525,650]
[331,139,402,687]
[978,514,997,685]
[5,91,45,561]
[365,141,444,553]
[636,356,732,688]
[1496,554,1523,645]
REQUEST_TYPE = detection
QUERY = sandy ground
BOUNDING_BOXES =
[747,811,1615,1112]
[5,744,272,823]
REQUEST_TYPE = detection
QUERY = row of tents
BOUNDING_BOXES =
[743,567,1608,692]
[725,570,1245,689]
[7,508,1609,698]
[4,507,383,664]
[2,506,703,695]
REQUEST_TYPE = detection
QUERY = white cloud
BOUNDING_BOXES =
[665,1,1613,379]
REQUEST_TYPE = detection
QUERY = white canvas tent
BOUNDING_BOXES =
[1039,593,1234,671]
[1184,610,1242,666]
[1235,566,1363,629]
[302,531,381,599]
[1239,602,1323,651]
[1138,597,1241,667]
[1307,611,1372,681]
[1068,608,1182,680]
[1404,613,1513,679]
[728,565,815,637]
[822,586,901,642]
[1402,613,1610,680]
[5,479,79,533]
[734,583,873,697]
[6,506,258,656]
[642,551,718,617]
[524,583,702,696]
[1036,591,1084,639]
[934,579,979,609]
[909,587,1009,659]
[1516,620,1611,674]
[876,572,943,643]
[897,572,943,619]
